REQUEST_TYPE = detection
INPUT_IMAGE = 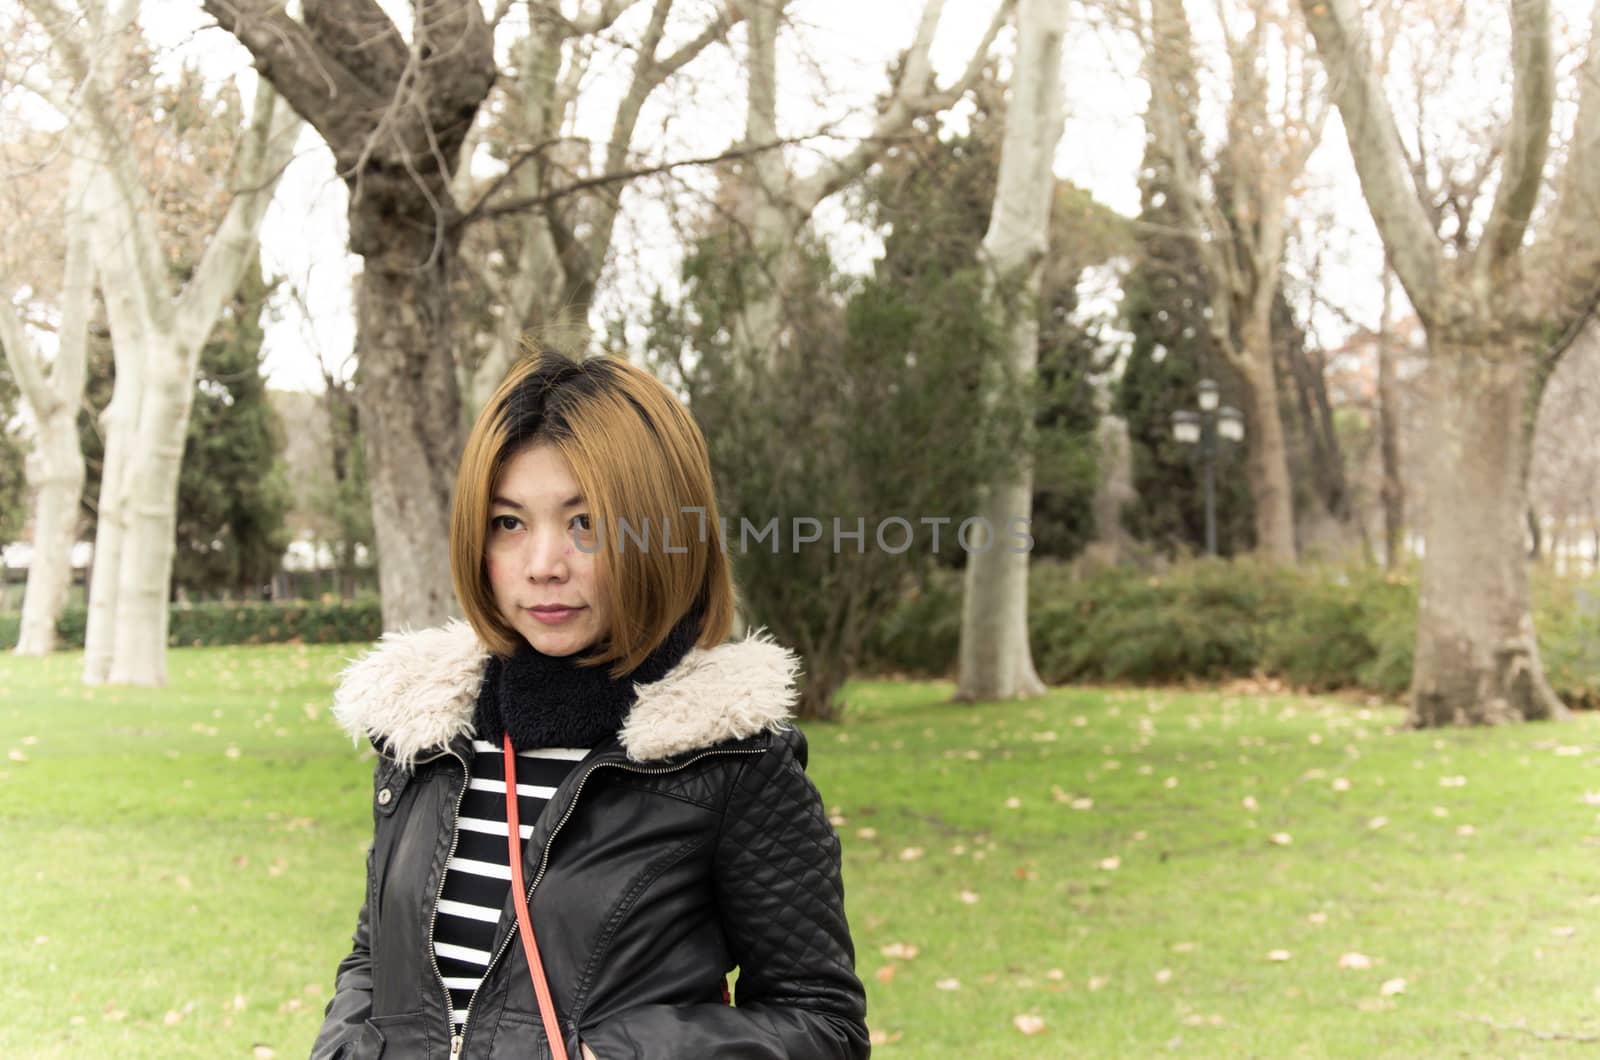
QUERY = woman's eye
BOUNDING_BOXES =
[491,515,522,532]
[570,513,593,532]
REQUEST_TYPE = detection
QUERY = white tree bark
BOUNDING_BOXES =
[24,0,303,683]
[97,88,300,685]
[954,0,1068,703]
[0,165,92,656]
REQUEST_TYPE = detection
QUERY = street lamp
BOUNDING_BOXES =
[1171,379,1245,556]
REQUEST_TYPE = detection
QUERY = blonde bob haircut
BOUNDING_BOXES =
[451,351,735,673]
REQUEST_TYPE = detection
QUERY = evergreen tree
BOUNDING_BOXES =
[173,260,291,597]
[0,356,28,544]
[1118,144,1255,556]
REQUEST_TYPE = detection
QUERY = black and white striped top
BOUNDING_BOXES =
[433,739,587,1028]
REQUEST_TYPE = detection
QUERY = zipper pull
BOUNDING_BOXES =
[450,1033,464,1058]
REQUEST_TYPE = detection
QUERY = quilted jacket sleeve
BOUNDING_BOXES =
[309,848,376,1060]
[580,729,870,1059]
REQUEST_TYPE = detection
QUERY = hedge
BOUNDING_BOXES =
[0,599,383,651]
[859,559,1600,705]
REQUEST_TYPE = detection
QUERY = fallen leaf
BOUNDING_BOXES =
[1439,776,1466,788]
[856,828,877,840]
[1164,776,1180,789]
[880,942,919,960]
[958,890,981,905]
[1267,950,1292,962]
[1004,797,1022,809]
[1154,968,1173,984]
[1337,952,1373,969]
[1071,797,1095,811]
[875,965,898,984]
[935,977,961,991]
[163,1010,183,1026]
[1269,833,1293,846]
[253,1047,277,1060]
[1456,824,1476,837]
[7,750,25,763]
[1380,977,1407,996]
[1553,926,1577,938]
[1097,856,1121,871]
[1242,795,1259,812]
[867,1028,902,1046]
[1308,912,1328,925]
[1013,1014,1047,1036]
[1088,975,1109,992]
[1045,968,1065,980]
[1367,816,1389,830]
[1332,778,1351,792]
[898,847,924,862]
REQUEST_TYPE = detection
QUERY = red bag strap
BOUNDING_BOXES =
[504,734,571,1060]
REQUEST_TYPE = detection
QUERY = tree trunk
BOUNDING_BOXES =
[1376,269,1406,568]
[106,352,197,684]
[82,298,145,685]
[16,410,85,655]
[8,168,92,656]
[1409,345,1566,726]
[354,226,465,631]
[954,0,1063,703]
[1240,332,1298,562]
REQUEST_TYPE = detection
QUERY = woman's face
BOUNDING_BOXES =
[485,443,611,657]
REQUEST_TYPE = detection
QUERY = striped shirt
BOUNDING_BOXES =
[433,739,587,1029]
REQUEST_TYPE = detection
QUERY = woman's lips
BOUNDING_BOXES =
[525,606,583,625]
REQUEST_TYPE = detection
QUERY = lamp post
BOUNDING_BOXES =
[1172,379,1245,556]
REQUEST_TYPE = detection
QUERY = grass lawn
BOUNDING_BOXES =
[4,644,1600,1058]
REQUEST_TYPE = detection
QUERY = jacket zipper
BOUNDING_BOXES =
[453,746,764,1056]
[420,745,471,1060]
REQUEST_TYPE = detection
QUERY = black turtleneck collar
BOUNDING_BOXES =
[473,605,703,751]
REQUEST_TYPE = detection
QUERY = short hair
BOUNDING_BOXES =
[450,350,735,672]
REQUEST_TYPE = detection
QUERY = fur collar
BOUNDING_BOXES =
[331,620,799,769]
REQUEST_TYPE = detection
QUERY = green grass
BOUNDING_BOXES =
[5,648,1600,1057]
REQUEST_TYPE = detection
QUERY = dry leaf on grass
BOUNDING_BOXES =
[1337,953,1373,969]
[1013,1014,1047,1036]
[879,942,919,960]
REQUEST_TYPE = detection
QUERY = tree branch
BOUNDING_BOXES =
[791,0,1016,212]
[1298,0,1443,321]
[175,84,301,355]
[202,0,387,161]
[1536,0,1600,305]
[462,134,829,224]
[0,297,53,419]
[1478,0,1554,272]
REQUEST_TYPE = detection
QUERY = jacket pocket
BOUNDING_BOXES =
[483,1011,557,1060]
[352,1012,432,1060]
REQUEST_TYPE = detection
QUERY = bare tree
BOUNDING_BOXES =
[0,158,91,656]
[1142,0,1328,563]
[954,0,1068,702]
[18,0,299,684]
[205,0,495,633]
[458,1,746,413]
[1298,0,1600,725]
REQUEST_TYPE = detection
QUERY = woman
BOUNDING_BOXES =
[311,353,869,1060]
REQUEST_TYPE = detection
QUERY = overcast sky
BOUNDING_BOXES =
[130,0,1396,392]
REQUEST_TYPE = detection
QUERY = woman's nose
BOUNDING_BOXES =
[521,526,569,581]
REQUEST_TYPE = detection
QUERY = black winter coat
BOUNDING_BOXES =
[310,622,869,1060]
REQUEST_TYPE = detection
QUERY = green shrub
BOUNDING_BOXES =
[860,558,1600,706]
[0,599,383,651]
